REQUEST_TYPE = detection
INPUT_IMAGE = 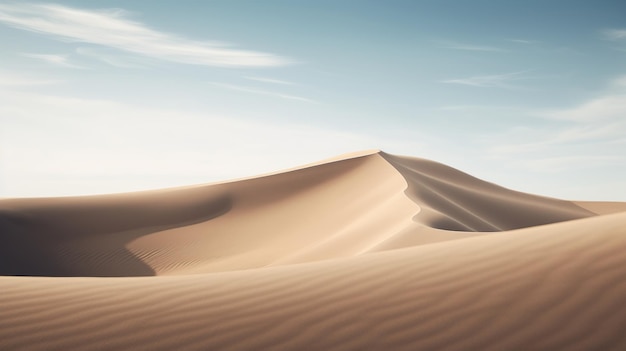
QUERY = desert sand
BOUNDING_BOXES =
[1,150,625,350]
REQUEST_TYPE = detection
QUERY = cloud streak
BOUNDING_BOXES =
[436,40,505,52]
[441,71,530,88]
[0,70,61,86]
[486,75,626,173]
[603,29,626,40]
[75,47,150,68]
[210,82,315,103]
[244,76,294,85]
[508,39,538,44]
[0,3,290,67]
[542,94,626,122]
[521,155,623,172]
[21,53,84,68]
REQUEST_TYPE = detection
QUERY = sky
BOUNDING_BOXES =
[1,0,625,200]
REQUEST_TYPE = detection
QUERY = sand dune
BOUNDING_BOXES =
[1,150,625,350]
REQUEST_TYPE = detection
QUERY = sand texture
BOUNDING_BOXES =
[1,150,625,350]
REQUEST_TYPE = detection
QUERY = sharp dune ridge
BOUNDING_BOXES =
[1,150,625,350]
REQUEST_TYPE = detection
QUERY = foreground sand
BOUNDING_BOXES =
[1,150,625,350]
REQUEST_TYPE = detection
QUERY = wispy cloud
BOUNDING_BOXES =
[244,76,294,85]
[435,40,505,52]
[439,104,520,111]
[603,29,626,40]
[520,155,623,173]
[491,107,626,156]
[508,39,538,44]
[540,75,626,123]
[603,29,626,52]
[542,94,626,122]
[486,75,626,171]
[441,71,530,88]
[613,75,626,87]
[75,47,150,68]
[21,53,84,68]
[210,82,315,103]
[0,3,290,67]
[0,70,61,86]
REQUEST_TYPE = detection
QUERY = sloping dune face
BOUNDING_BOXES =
[380,152,596,231]
[1,151,625,350]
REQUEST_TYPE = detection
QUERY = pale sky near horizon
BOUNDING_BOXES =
[1,0,625,200]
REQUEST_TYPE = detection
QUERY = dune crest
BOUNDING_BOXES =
[1,150,625,350]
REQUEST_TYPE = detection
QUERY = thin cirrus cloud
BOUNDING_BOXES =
[441,71,530,88]
[21,53,85,68]
[0,3,290,67]
[0,70,61,86]
[521,155,623,171]
[603,29,626,51]
[75,47,151,68]
[210,82,315,103]
[542,94,626,122]
[540,75,626,122]
[603,29,626,40]
[490,76,626,158]
[244,76,294,85]
[508,39,538,44]
[435,40,505,52]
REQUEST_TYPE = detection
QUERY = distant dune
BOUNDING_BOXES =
[1,150,625,350]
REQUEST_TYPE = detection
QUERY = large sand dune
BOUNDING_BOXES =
[1,150,625,350]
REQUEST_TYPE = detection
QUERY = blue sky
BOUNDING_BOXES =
[1,0,625,200]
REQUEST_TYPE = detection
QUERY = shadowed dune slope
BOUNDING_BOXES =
[0,150,615,277]
[380,152,596,231]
